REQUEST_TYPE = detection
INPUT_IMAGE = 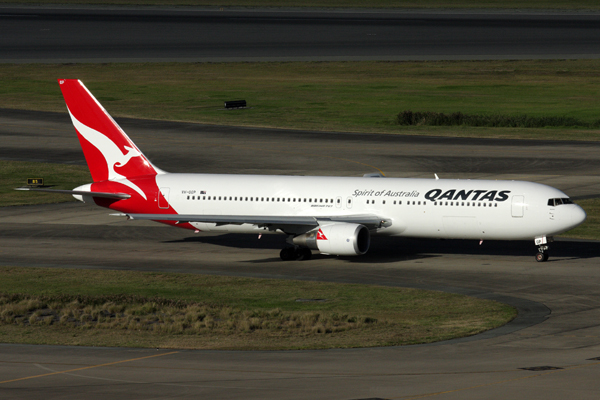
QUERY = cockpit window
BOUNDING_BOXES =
[548,198,573,206]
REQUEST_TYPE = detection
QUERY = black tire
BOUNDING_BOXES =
[295,248,312,261]
[543,252,549,262]
[280,247,295,261]
[535,252,546,262]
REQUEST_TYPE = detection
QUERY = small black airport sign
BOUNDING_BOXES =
[27,178,43,187]
[224,100,247,109]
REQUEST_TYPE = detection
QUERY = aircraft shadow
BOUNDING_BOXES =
[166,234,599,264]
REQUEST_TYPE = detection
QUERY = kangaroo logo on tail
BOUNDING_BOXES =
[59,79,161,200]
[69,111,147,199]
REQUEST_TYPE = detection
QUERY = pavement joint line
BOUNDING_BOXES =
[394,360,600,399]
[0,350,179,385]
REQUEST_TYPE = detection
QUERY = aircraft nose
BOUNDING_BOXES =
[571,205,587,227]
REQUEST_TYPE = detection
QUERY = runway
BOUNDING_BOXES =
[2,7,600,62]
[1,110,600,399]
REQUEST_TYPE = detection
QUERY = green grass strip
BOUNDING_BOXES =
[0,161,90,207]
[0,266,516,350]
[397,111,600,128]
[2,60,600,141]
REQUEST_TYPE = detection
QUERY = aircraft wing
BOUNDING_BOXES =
[15,187,131,200]
[124,213,388,233]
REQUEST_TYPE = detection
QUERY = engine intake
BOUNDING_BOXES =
[293,223,370,256]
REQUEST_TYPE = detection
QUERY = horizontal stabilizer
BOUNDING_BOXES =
[15,187,131,200]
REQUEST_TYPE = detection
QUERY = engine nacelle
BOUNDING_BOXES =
[293,223,370,256]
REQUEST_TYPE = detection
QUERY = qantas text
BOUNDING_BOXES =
[425,189,511,202]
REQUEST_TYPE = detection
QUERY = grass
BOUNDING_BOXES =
[1,60,600,141]
[0,267,516,349]
[0,160,90,207]
[397,111,600,128]
[1,0,599,9]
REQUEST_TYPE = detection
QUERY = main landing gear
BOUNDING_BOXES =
[280,247,312,261]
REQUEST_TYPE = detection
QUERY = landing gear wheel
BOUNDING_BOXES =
[535,252,549,262]
[294,248,312,261]
[280,247,295,261]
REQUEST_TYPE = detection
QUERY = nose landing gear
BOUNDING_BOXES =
[534,236,552,262]
[535,236,554,262]
[535,245,549,262]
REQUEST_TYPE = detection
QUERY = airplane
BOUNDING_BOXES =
[18,79,587,262]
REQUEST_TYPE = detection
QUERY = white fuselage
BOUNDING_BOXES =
[153,173,586,240]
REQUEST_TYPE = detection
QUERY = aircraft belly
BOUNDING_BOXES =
[442,216,481,239]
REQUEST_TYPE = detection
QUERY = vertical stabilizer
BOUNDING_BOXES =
[58,79,159,183]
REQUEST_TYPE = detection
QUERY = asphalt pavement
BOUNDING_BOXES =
[1,110,599,399]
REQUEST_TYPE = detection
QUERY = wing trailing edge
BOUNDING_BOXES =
[124,213,388,230]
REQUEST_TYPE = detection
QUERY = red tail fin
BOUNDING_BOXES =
[58,79,159,182]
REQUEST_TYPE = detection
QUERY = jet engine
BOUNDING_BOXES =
[293,223,370,256]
